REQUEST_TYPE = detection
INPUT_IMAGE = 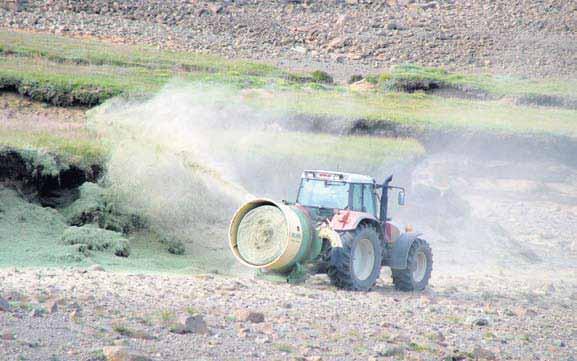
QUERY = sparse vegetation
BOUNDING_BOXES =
[159,309,176,323]
[274,343,295,353]
[111,323,135,337]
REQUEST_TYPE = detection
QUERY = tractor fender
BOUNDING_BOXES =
[329,210,379,233]
[389,232,422,269]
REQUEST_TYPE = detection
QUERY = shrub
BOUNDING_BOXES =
[310,70,334,84]
[348,74,363,84]
[364,75,379,85]
[158,235,186,255]
[167,240,186,255]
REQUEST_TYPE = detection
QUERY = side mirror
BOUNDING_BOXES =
[398,190,406,206]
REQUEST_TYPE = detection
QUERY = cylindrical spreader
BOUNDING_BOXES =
[229,199,320,273]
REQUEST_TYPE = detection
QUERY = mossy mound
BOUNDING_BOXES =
[61,182,106,225]
[0,187,66,234]
[61,225,130,257]
[61,181,146,233]
[0,187,74,266]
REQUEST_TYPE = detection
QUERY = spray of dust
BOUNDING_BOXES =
[87,83,383,271]
[397,140,577,274]
[87,82,577,275]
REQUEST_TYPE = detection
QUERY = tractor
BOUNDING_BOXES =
[229,170,433,291]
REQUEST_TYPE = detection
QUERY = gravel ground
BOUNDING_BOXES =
[1,265,576,361]
[1,0,576,81]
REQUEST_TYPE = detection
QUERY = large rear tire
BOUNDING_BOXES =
[328,225,382,291]
[392,238,433,291]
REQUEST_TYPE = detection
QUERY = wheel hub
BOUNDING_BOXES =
[352,238,375,281]
[413,250,427,283]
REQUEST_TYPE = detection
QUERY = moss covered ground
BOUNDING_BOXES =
[0,187,229,273]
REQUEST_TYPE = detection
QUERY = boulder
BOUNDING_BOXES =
[170,314,209,334]
[0,297,10,312]
[234,310,265,323]
[89,264,106,272]
[45,299,59,314]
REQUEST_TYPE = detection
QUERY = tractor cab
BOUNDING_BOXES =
[296,170,405,223]
[296,170,377,216]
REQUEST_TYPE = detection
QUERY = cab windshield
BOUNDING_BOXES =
[297,179,349,209]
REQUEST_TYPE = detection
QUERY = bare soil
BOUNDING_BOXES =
[1,266,576,361]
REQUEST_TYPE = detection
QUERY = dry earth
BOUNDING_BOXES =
[2,0,576,80]
[1,266,577,361]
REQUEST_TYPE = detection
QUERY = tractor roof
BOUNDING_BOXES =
[301,170,375,184]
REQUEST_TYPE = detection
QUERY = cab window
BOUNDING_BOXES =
[351,183,363,211]
[363,184,376,216]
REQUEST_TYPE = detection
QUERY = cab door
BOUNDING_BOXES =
[362,184,377,217]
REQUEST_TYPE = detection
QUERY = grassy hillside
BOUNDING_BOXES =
[1,31,576,140]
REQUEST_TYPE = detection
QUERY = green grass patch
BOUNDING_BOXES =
[377,64,577,98]
[1,31,575,139]
[0,31,334,106]
[0,31,283,78]
[0,55,322,106]
[214,130,425,165]
[262,89,577,137]
[0,130,106,172]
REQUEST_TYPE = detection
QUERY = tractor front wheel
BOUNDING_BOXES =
[328,225,383,291]
[392,238,433,291]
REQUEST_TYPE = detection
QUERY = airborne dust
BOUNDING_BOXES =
[87,83,577,275]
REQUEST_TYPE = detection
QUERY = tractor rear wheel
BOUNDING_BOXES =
[328,225,382,291]
[392,238,433,291]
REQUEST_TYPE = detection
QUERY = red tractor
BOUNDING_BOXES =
[229,170,433,292]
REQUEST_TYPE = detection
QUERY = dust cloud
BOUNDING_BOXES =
[398,146,577,274]
[86,83,360,270]
[87,83,577,274]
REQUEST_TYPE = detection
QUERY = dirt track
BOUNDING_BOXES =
[1,266,576,361]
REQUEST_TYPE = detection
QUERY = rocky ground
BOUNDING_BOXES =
[1,89,577,360]
[2,0,576,80]
[1,265,576,361]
